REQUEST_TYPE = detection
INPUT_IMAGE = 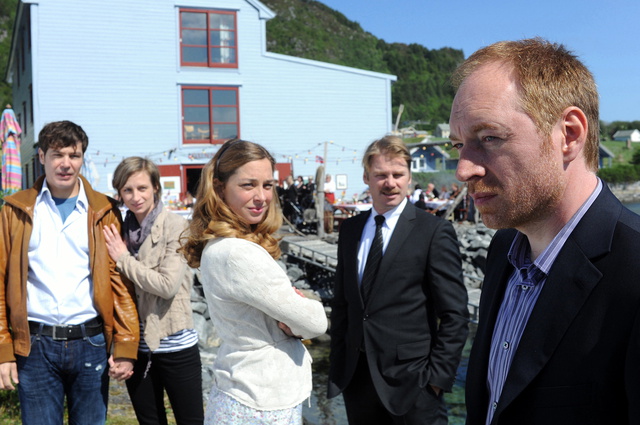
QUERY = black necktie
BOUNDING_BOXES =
[360,215,385,305]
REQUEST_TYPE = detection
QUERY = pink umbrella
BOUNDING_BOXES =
[0,105,22,193]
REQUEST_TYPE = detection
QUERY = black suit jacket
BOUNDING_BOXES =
[465,184,640,425]
[328,202,469,415]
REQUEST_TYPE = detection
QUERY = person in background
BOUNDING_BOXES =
[424,182,440,200]
[307,176,316,195]
[103,157,203,425]
[180,139,327,424]
[0,120,139,424]
[324,174,337,233]
[281,175,299,224]
[410,183,423,203]
[328,135,468,425]
[438,185,451,200]
[324,174,336,203]
[358,188,372,204]
[182,191,195,208]
[452,38,640,425]
[449,183,461,199]
[413,193,428,210]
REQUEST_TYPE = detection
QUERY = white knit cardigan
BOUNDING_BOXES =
[200,237,328,410]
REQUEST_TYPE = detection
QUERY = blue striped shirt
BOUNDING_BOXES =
[138,327,199,354]
[485,179,602,424]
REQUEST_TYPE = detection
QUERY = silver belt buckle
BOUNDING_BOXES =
[52,325,69,341]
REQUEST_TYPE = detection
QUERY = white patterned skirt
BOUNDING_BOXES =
[205,386,303,425]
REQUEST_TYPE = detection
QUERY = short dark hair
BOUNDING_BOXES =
[37,120,89,154]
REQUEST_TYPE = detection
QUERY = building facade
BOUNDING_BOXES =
[6,0,396,201]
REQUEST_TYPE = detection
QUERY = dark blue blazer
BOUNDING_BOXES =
[328,202,469,415]
[465,184,640,425]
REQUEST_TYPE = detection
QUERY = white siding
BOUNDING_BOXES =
[13,0,395,196]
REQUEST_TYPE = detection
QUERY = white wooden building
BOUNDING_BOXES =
[5,0,396,201]
[612,129,640,143]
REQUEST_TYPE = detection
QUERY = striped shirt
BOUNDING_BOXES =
[485,179,602,425]
[138,327,199,354]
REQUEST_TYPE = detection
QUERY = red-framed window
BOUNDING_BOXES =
[182,86,239,144]
[180,9,238,68]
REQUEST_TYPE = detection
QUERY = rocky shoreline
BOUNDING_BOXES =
[609,181,640,204]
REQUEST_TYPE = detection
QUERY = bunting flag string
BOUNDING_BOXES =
[82,139,364,167]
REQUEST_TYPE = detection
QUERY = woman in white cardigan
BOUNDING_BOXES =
[180,139,327,425]
[103,157,203,425]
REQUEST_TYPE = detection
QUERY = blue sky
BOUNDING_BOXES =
[318,0,640,123]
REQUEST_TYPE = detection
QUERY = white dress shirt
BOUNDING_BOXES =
[200,237,327,410]
[357,197,407,284]
[27,179,98,325]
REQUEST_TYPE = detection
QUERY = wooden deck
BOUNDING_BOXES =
[281,236,481,322]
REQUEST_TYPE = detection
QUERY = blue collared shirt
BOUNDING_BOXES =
[485,179,602,424]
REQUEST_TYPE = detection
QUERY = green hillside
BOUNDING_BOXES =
[0,0,18,108]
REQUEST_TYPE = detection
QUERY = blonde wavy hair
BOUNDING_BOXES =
[180,139,282,268]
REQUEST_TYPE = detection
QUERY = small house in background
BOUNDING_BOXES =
[5,0,396,199]
[599,144,614,169]
[612,129,640,143]
[433,123,450,138]
[409,143,452,173]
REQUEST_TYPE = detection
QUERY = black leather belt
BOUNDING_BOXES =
[29,317,103,341]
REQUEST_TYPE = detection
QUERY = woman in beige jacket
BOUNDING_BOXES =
[103,157,203,425]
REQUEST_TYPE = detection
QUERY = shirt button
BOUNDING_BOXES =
[502,341,509,350]
[492,401,498,410]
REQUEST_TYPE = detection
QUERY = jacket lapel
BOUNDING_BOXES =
[495,242,602,416]
[344,210,370,306]
[493,186,619,420]
[469,232,515,400]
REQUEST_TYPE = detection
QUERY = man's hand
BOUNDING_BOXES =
[0,362,18,390]
[108,355,135,381]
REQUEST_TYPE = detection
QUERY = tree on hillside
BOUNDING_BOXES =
[380,41,463,124]
[0,0,19,108]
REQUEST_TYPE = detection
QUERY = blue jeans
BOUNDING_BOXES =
[16,329,109,425]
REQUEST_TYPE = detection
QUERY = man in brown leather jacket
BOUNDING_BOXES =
[0,121,139,425]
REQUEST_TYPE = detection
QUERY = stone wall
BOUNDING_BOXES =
[453,222,495,290]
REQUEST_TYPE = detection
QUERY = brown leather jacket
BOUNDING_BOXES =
[0,175,139,363]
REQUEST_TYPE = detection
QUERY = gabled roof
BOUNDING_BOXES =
[245,0,276,20]
[410,145,450,160]
[599,144,614,158]
[612,129,639,138]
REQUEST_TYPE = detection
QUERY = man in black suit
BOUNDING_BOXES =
[328,136,469,424]
[451,38,640,425]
